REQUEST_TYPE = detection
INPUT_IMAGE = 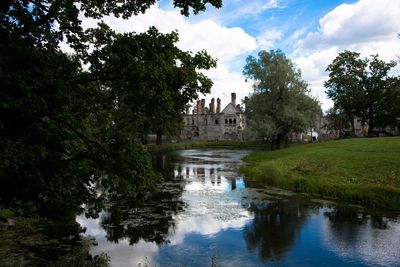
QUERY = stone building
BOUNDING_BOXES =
[181,93,246,141]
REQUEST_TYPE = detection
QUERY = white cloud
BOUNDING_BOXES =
[200,63,253,110]
[73,0,400,113]
[288,28,306,42]
[298,0,400,51]
[221,0,282,19]
[256,29,283,50]
[77,4,257,110]
[292,0,400,111]
[89,5,257,63]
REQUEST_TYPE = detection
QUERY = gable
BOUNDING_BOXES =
[221,103,238,114]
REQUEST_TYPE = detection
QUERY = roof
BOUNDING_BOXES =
[221,102,238,114]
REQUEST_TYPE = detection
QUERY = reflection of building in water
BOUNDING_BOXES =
[210,168,215,185]
[231,179,236,190]
[181,92,246,141]
[197,168,205,183]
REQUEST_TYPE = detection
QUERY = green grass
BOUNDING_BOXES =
[146,140,269,152]
[240,137,400,210]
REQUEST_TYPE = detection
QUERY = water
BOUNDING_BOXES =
[77,149,400,267]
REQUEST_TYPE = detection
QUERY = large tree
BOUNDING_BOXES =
[243,50,321,150]
[0,0,222,51]
[360,55,397,136]
[325,51,399,136]
[0,1,220,219]
[324,51,365,137]
[89,26,216,144]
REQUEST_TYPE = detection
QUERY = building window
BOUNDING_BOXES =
[192,119,194,125]
[225,118,228,124]
[229,118,232,124]
[233,118,236,124]
[215,119,219,125]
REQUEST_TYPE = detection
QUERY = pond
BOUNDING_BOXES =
[77,149,400,267]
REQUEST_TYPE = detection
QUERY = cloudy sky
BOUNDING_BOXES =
[81,0,400,111]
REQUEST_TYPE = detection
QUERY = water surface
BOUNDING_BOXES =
[78,149,400,266]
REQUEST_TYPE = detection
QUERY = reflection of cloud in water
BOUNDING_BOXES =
[75,148,254,266]
[76,213,106,237]
[93,239,159,267]
[321,209,400,266]
[76,149,400,266]
[169,155,254,245]
[170,212,252,245]
[77,214,160,267]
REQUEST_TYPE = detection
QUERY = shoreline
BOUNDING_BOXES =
[240,137,400,211]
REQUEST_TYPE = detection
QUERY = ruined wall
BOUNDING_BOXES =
[181,93,245,141]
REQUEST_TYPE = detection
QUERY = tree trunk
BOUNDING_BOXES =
[270,139,276,150]
[350,114,356,137]
[270,136,281,150]
[367,107,374,137]
[276,134,281,149]
[156,130,163,145]
[276,139,281,150]
[140,134,148,145]
[368,121,374,137]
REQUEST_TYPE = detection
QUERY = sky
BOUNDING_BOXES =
[78,0,400,112]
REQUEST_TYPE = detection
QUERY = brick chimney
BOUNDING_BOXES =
[210,98,215,113]
[196,100,201,114]
[201,99,205,114]
[231,92,236,107]
[217,98,221,113]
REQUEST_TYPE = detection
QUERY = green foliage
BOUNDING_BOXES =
[241,137,400,210]
[1,0,221,51]
[0,0,218,220]
[325,50,400,136]
[0,43,105,219]
[243,50,321,149]
[324,106,350,136]
[325,51,365,136]
[89,26,216,144]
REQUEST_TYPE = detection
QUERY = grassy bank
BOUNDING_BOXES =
[240,137,400,210]
[146,140,270,152]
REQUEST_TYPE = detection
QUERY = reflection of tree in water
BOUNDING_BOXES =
[244,200,314,261]
[100,153,186,245]
[0,218,109,266]
[323,205,393,245]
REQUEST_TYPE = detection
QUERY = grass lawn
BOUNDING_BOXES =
[240,137,400,210]
[146,140,270,152]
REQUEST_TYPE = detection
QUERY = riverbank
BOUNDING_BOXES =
[146,140,270,152]
[240,137,400,210]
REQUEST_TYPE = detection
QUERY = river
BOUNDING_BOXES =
[76,149,400,266]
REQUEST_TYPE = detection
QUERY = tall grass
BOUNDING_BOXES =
[241,137,400,210]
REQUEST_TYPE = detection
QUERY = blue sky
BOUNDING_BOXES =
[78,0,400,111]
